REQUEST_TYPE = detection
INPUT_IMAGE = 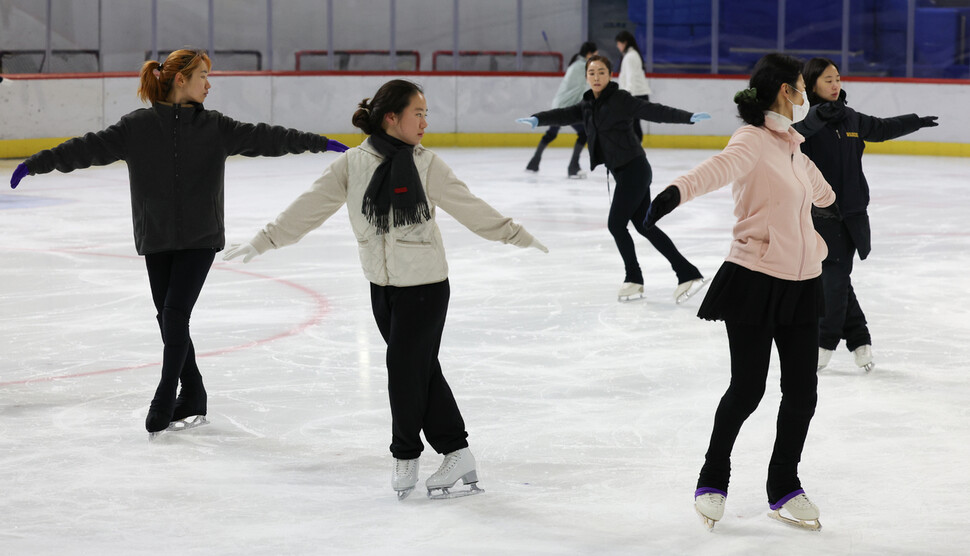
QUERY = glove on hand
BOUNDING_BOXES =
[10,162,29,189]
[919,116,939,128]
[643,186,681,230]
[811,202,842,221]
[223,242,259,263]
[528,237,549,253]
[516,117,539,129]
[326,139,350,152]
[690,112,711,123]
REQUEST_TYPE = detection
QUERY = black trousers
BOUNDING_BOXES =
[528,124,587,174]
[819,220,871,351]
[370,279,468,460]
[144,249,215,414]
[697,320,819,505]
[609,156,702,285]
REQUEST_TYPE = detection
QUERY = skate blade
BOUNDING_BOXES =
[676,278,709,304]
[427,482,483,500]
[567,173,587,180]
[862,362,874,373]
[618,294,645,303]
[767,510,822,532]
[148,415,209,441]
[395,487,415,501]
[695,505,718,531]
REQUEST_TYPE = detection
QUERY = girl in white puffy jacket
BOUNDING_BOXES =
[224,79,546,500]
[615,30,653,144]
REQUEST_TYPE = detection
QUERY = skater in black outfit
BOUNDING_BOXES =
[8,48,347,436]
[794,57,939,372]
[525,41,598,178]
[518,54,710,302]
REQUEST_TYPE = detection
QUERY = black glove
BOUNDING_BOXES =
[816,100,846,122]
[811,202,842,221]
[919,116,939,128]
[643,186,681,230]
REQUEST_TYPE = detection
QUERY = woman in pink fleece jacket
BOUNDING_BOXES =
[645,54,838,531]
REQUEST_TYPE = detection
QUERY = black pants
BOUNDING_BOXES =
[144,249,215,415]
[609,156,702,285]
[697,320,819,504]
[632,94,649,144]
[819,220,870,351]
[370,279,468,460]
[527,124,587,174]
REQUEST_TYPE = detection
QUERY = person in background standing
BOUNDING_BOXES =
[615,30,652,145]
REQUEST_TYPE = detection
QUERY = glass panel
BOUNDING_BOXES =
[395,0,455,72]
[651,0,714,74]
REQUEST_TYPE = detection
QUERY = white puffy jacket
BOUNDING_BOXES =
[249,138,537,287]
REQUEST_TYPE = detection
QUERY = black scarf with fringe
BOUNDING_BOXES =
[362,131,430,234]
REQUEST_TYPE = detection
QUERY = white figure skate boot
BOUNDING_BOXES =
[392,457,419,500]
[674,278,708,304]
[768,490,821,531]
[817,347,834,370]
[426,447,483,499]
[694,488,726,530]
[853,344,874,372]
[618,282,644,302]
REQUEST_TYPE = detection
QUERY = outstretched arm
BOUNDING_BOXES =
[20,120,129,182]
[858,111,933,143]
[219,113,347,157]
[533,104,584,128]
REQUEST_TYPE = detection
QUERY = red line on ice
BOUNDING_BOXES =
[0,247,330,387]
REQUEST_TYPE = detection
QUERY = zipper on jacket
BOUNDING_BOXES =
[790,152,808,280]
[173,104,182,245]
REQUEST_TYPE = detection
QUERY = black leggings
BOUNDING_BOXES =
[819,220,871,351]
[144,249,215,415]
[697,320,819,504]
[609,156,702,285]
[370,279,469,460]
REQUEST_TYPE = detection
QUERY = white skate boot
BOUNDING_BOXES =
[567,170,587,179]
[618,282,644,302]
[392,457,419,501]
[817,347,834,370]
[694,488,726,530]
[768,490,821,531]
[853,344,874,372]
[674,278,708,304]
[426,447,483,500]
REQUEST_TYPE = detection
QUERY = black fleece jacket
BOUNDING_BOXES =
[532,81,694,171]
[794,100,922,259]
[25,102,331,255]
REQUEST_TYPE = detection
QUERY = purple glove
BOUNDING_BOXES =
[326,139,349,153]
[10,162,29,189]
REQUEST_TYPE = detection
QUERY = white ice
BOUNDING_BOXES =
[1,147,968,555]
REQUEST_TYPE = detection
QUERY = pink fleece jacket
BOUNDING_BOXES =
[672,112,837,281]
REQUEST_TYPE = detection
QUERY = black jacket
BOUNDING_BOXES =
[25,103,331,255]
[794,101,922,259]
[533,81,694,171]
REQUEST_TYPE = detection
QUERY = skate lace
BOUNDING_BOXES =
[395,459,416,474]
[438,452,461,474]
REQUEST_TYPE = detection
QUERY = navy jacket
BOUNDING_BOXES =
[795,102,922,259]
[26,103,331,255]
[533,81,694,171]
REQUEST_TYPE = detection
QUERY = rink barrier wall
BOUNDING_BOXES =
[1,71,968,158]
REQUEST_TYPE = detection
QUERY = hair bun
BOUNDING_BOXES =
[734,87,758,104]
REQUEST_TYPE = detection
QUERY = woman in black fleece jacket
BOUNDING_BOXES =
[9,48,347,436]
[520,55,710,303]
[793,57,938,372]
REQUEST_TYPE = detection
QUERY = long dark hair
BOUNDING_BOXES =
[802,57,840,105]
[614,30,643,70]
[352,79,424,135]
[734,53,803,127]
[568,41,599,65]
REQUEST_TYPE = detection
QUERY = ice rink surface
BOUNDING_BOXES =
[1,146,968,555]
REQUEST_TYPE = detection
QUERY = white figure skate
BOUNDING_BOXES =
[392,457,419,501]
[853,345,874,372]
[694,488,726,530]
[426,447,483,500]
[567,170,587,179]
[817,347,834,370]
[674,278,708,304]
[148,415,209,442]
[768,490,822,531]
[618,282,645,303]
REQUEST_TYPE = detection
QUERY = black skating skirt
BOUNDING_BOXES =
[696,262,823,326]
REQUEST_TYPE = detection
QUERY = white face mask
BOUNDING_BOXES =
[788,85,809,123]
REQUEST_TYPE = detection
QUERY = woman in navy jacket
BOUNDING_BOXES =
[10,49,347,436]
[519,55,710,303]
[794,57,938,372]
